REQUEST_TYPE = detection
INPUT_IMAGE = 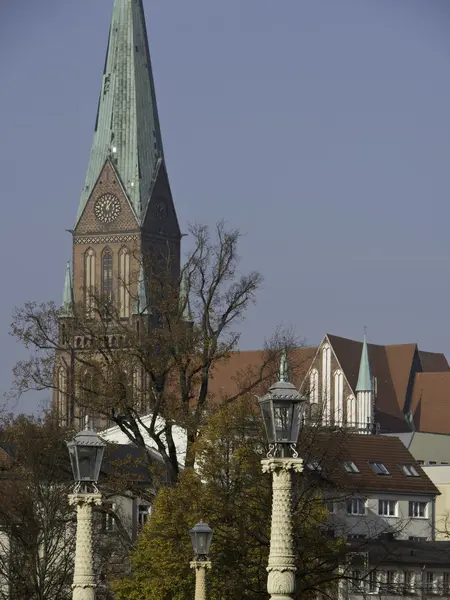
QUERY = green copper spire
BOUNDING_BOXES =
[133,264,148,315]
[356,334,372,392]
[76,0,164,225]
[61,261,74,316]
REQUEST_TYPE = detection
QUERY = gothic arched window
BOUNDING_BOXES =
[57,366,68,424]
[310,368,319,404]
[322,345,331,425]
[347,395,357,428]
[102,248,113,312]
[119,247,130,318]
[334,370,344,427]
[85,248,96,316]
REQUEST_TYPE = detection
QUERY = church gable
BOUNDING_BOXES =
[301,335,355,427]
[74,161,139,236]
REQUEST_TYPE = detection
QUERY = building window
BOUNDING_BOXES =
[408,536,426,541]
[409,501,427,518]
[310,368,319,405]
[119,247,130,318]
[347,533,366,540]
[138,504,150,530]
[57,366,68,423]
[385,571,397,593]
[378,499,397,517]
[85,248,96,316]
[369,462,390,475]
[350,570,362,592]
[426,572,436,593]
[367,570,379,594]
[102,247,113,312]
[347,395,357,428]
[322,345,331,425]
[326,501,335,514]
[334,370,344,426]
[402,465,420,477]
[344,461,360,473]
[103,506,115,533]
[347,498,366,516]
[403,571,415,594]
[443,572,450,594]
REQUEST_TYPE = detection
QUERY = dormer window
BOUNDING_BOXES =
[344,461,360,473]
[306,460,322,472]
[369,462,390,475]
[401,465,420,477]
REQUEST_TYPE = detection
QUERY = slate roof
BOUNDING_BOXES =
[300,432,439,496]
[356,539,450,566]
[411,372,450,434]
[76,0,164,224]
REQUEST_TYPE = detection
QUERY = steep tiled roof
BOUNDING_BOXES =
[206,347,317,405]
[411,372,450,434]
[419,350,449,372]
[300,432,438,495]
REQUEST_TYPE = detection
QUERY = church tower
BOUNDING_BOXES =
[54,0,181,427]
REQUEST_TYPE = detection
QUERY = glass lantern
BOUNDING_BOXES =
[189,520,213,559]
[259,379,306,452]
[66,418,106,491]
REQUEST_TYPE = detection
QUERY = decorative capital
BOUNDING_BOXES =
[261,457,304,474]
[190,560,212,571]
[68,493,103,508]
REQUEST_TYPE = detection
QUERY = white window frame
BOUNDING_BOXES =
[347,498,366,516]
[344,461,360,473]
[138,504,151,529]
[367,570,379,594]
[408,501,428,519]
[403,571,415,594]
[378,499,397,517]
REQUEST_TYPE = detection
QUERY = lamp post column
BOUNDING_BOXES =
[190,560,212,600]
[262,458,303,600]
[69,493,103,600]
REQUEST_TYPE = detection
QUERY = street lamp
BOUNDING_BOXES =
[67,416,106,600]
[189,520,213,600]
[259,350,306,600]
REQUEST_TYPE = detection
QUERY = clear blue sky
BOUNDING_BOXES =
[1,0,450,413]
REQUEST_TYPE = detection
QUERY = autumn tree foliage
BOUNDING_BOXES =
[10,222,301,488]
[112,398,347,600]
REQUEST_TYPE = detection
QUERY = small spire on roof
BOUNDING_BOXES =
[61,261,74,316]
[356,331,372,392]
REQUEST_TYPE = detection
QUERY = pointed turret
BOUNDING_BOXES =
[356,333,374,433]
[76,0,164,225]
[356,335,372,392]
[133,264,148,315]
[61,262,74,316]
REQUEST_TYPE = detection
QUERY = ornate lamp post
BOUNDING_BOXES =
[259,351,306,600]
[189,520,213,600]
[67,417,106,600]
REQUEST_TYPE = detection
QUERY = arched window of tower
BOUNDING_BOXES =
[119,247,130,318]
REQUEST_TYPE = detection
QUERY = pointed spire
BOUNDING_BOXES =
[61,261,74,316]
[356,333,372,392]
[133,264,148,315]
[76,0,164,225]
[278,348,289,383]
[179,270,192,321]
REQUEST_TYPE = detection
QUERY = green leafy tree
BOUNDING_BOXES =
[112,398,346,600]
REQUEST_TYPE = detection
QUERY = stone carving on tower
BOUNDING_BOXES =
[53,0,181,429]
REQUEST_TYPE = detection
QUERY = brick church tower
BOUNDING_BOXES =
[54,0,181,428]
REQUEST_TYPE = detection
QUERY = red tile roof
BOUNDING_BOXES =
[300,431,439,495]
[411,372,450,434]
